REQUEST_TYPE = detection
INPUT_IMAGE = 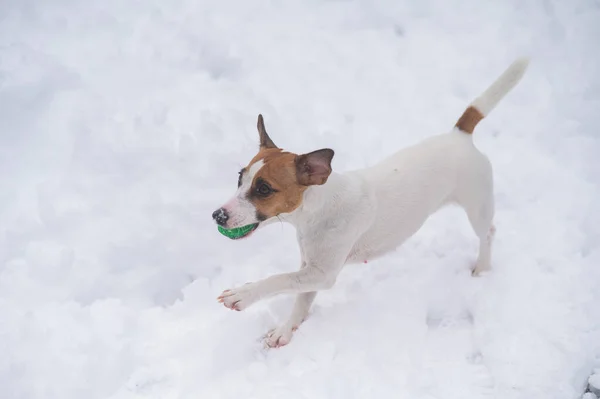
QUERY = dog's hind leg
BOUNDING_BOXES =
[471,220,495,276]
[464,191,495,276]
[455,152,496,276]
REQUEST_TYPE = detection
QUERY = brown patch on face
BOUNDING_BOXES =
[244,148,308,220]
[455,106,484,134]
[238,114,334,221]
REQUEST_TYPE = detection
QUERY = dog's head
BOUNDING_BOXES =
[212,114,334,238]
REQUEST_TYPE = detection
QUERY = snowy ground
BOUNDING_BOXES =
[1,0,600,398]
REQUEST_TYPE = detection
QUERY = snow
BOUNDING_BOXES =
[590,372,600,396]
[1,0,599,398]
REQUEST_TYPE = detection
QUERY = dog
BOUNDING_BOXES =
[213,58,529,347]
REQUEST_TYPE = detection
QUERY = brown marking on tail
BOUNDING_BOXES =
[455,106,484,134]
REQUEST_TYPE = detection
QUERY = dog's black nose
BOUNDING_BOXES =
[212,208,229,226]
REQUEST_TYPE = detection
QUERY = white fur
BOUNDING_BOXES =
[471,57,529,116]
[217,58,530,348]
[222,159,264,228]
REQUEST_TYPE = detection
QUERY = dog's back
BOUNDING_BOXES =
[347,58,530,264]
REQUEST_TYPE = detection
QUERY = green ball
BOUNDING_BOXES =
[217,223,258,239]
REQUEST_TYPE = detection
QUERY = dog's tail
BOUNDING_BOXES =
[455,57,530,134]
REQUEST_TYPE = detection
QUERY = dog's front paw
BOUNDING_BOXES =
[217,283,260,311]
[263,324,298,348]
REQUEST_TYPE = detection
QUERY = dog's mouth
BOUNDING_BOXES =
[217,223,259,240]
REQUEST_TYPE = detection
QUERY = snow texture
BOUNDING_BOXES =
[1,1,599,399]
[590,371,600,396]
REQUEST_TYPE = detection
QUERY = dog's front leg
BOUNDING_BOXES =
[217,265,336,311]
[218,230,360,348]
[263,291,316,347]
[262,257,317,347]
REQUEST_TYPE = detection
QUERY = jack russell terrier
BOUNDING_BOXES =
[213,58,530,348]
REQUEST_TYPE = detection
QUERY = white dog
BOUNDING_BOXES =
[213,58,530,347]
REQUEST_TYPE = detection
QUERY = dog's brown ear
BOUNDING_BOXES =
[295,149,335,186]
[257,114,277,149]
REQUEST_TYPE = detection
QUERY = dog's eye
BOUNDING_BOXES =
[256,183,272,197]
[237,171,243,188]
